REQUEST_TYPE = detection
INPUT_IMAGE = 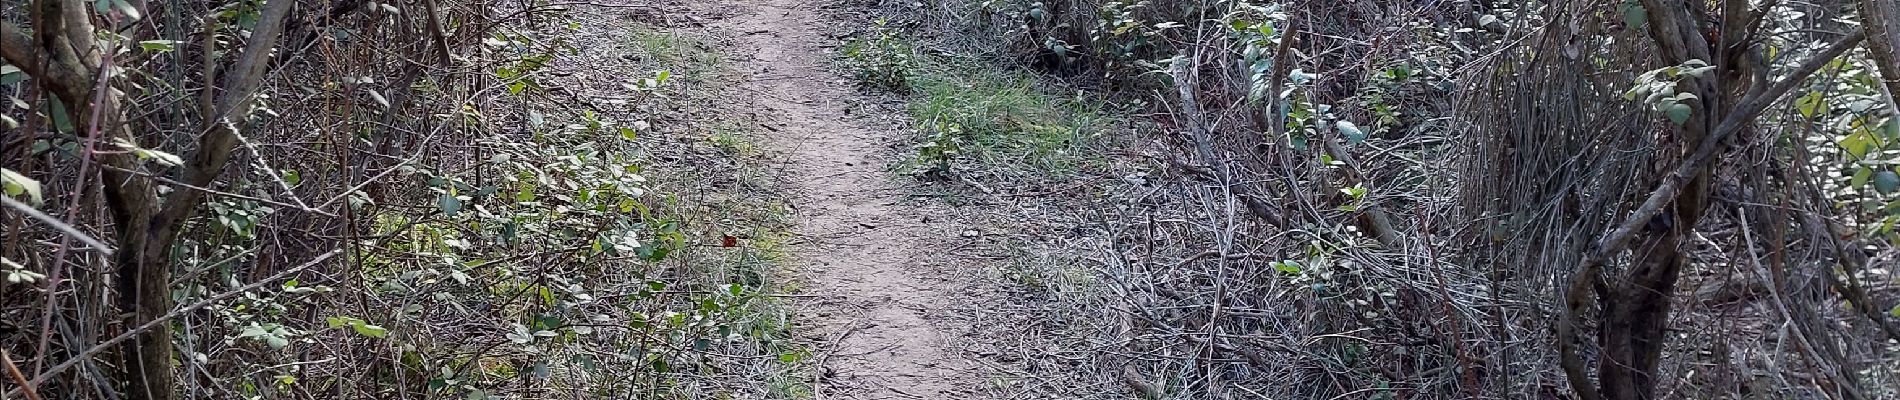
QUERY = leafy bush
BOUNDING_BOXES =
[841,19,918,92]
[0,4,805,399]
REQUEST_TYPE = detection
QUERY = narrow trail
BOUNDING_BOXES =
[706,1,986,398]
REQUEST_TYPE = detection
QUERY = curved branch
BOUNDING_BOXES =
[1586,29,1866,265]
[0,21,92,104]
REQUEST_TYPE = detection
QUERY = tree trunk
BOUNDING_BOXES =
[113,229,176,400]
[1597,225,1694,399]
[3,0,295,397]
[1576,1,1763,398]
[85,94,175,400]
[1860,0,1900,110]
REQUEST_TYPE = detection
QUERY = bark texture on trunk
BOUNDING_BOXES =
[0,0,297,398]
[1861,0,1900,109]
[1558,1,1869,399]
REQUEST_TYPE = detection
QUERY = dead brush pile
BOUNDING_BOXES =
[861,0,1900,398]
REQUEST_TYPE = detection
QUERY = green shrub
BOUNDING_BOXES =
[841,19,917,92]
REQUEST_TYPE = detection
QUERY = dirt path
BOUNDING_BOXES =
[706,1,985,399]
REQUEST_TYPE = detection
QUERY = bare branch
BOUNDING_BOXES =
[0,22,42,75]
[0,196,114,256]
[157,0,298,225]
[3,249,343,399]
[1587,29,1866,265]
[1169,56,1286,227]
[1,349,43,400]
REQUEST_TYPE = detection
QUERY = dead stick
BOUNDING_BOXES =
[4,249,341,398]
[1,349,42,400]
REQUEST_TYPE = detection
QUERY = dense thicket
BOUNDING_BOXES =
[876,0,1900,398]
[3,1,795,398]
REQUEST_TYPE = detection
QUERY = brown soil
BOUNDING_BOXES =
[706,0,988,398]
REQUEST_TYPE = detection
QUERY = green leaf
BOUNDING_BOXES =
[1340,185,1368,199]
[1853,166,1873,188]
[0,64,25,85]
[139,40,179,52]
[1881,118,1900,140]
[531,361,551,379]
[1,168,44,205]
[514,183,535,202]
[1889,303,1900,318]
[239,325,271,338]
[351,321,389,338]
[142,149,184,166]
[113,138,183,166]
[1336,121,1366,143]
[265,335,290,349]
[1842,132,1877,159]
[1794,91,1826,119]
[438,194,462,216]
[1679,63,1716,78]
[507,324,533,344]
[1874,170,1899,195]
[110,0,143,20]
[1271,260,1302,275]
[46,97,74,133]
[1664,103,1692,125]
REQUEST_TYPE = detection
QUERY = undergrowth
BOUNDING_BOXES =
[839,19,916,93]
[622,25,811,399]
[323,19,810,399]
[836,0,1900,399]
[841,23,1118,181]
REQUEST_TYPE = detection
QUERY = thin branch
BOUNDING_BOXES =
[1,349,43,400]
[1586,29,1866,266]
[157,0,299,226]
[97,164,337,217]
[1168,56,1286,227]
[3,249,343,398]
[0,196,114,256]
[1265,23,1298,137]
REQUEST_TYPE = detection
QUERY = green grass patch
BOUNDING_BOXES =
[838,25,1116,179]
[905,67,1115,176]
